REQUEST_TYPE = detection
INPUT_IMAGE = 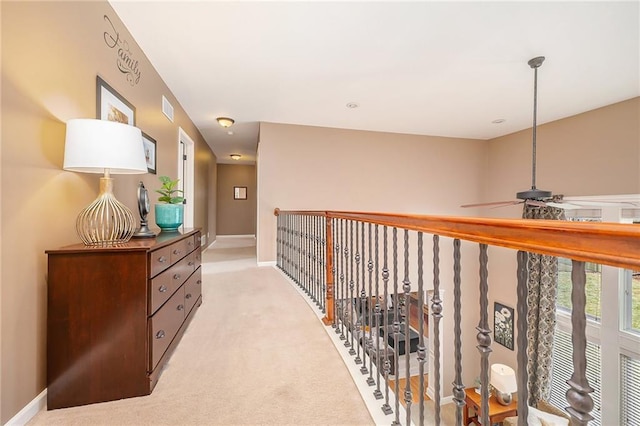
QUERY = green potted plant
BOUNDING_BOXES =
[154,176,185,231]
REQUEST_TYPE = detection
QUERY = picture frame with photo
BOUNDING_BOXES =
[234,186,247,200]
[141,132,157,174]
[494,301,514,350]
[96,75,136,125]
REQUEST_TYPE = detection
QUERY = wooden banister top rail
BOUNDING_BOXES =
[274,208,640,270]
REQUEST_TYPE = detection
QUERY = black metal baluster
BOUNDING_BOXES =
[452,239,465,426]
[339,219,347,340]
[360,222,368,374]
[516,251,529,426]
[403,230,413,426]
[374,224,384,400]
[392,227,400,426]
[301,215,306,292]
[348,220,355,355]
[566,260,594,426]
[321,216,327,314]
[367,223,375,384]
[354,221,362,363]
[417,232,426,426]
[295,215,300,286]
[432,235,443,425]
[286,214,292,278]
[381,226,393,415]
[276,214,281,269]
[477,244,492,426]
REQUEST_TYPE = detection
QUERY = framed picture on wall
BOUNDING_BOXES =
[141,132,156,174]
[494,302,514,350]
[234,186,247,200]
[96,75,136,125]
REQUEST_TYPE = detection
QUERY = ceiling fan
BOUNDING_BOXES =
[462,56,638,211]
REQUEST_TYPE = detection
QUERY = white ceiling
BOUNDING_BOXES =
[109,1,639,165]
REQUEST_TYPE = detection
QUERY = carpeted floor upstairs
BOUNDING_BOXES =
[28,237,374,426]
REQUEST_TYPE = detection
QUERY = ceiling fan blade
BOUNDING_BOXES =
[562,199,640,207]
[524,199,548,208]
[461,200,522,208]
[545,201,582,210]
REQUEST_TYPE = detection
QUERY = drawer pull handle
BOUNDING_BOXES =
[156,330,165,339]
[177,304,184,311]
[159,285,168,293]
[186,293,192,299]
[158,256,167,263]
[196,280,202,285]
[173,249,182,255]
[188,261,194,266]
[173,274,181,280]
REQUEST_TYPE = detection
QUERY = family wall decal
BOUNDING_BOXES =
[103,15,141,85]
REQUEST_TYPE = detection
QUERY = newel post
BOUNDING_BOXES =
[322,215,334,325]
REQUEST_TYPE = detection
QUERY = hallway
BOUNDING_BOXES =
[28,235,373,425]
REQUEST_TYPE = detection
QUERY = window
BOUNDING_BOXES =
[549,329,602,425]
[620,354,640,425]
[557,212,602,322]
[549,201,640,424]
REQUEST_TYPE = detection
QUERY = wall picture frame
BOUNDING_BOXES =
[96,75,136,125]
[494,302,514,350]
[141,132,157,174]
[234,186,247,200]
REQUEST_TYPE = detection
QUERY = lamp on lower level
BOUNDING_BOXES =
[490,363,517,405]
[64,119,148,245]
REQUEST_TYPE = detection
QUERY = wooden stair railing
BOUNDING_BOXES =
[274,208,640,426]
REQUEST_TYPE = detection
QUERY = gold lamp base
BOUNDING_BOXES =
[76,176,136,245]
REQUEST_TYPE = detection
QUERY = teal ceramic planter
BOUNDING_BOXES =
[155,204,184,231]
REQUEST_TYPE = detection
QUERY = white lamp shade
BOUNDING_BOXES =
[490,363,517,393]
[64,119,147,174]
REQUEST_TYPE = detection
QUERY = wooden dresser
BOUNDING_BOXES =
[46,229,202,410]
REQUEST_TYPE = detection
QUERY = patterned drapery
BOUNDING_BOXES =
[523,204,565,405]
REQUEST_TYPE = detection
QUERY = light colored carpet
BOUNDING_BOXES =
[28,236,374,425]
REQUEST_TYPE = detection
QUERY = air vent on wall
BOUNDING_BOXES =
[162,95,174,122]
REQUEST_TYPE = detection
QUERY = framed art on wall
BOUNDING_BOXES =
[141,132,156,174]
[96,76,136,125]
[234,186,247,200]
[494,302,514,350]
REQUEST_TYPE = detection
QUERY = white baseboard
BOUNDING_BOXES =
[6,389,46,426]
[216,234,255,239]
[257,260,276,267]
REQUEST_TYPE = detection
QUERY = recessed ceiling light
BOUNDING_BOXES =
[230,154,241,160]
[346,102,359,109]
[492,118,506,124]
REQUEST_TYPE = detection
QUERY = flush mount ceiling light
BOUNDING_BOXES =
[230,154,241,160]
[216,117,235,128]
[346,102,359,109]
[492,118,506,124]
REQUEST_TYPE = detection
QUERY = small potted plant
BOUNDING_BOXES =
[155,176,184,231]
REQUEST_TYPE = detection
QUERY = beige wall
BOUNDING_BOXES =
[216,164,257,236]
[0,2,216,422]
[481,97,640,369]
[257,122,489,395]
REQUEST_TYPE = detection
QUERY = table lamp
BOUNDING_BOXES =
[490,363,517,405]
[64,118,148,245]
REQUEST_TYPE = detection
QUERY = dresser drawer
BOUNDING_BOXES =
[149,254,193,314]
[184,268,202,314]
[150,246,172,277]
[169,238,189,264]
[149,287,185,371]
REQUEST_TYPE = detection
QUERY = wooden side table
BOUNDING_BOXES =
[463,387,517,425]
